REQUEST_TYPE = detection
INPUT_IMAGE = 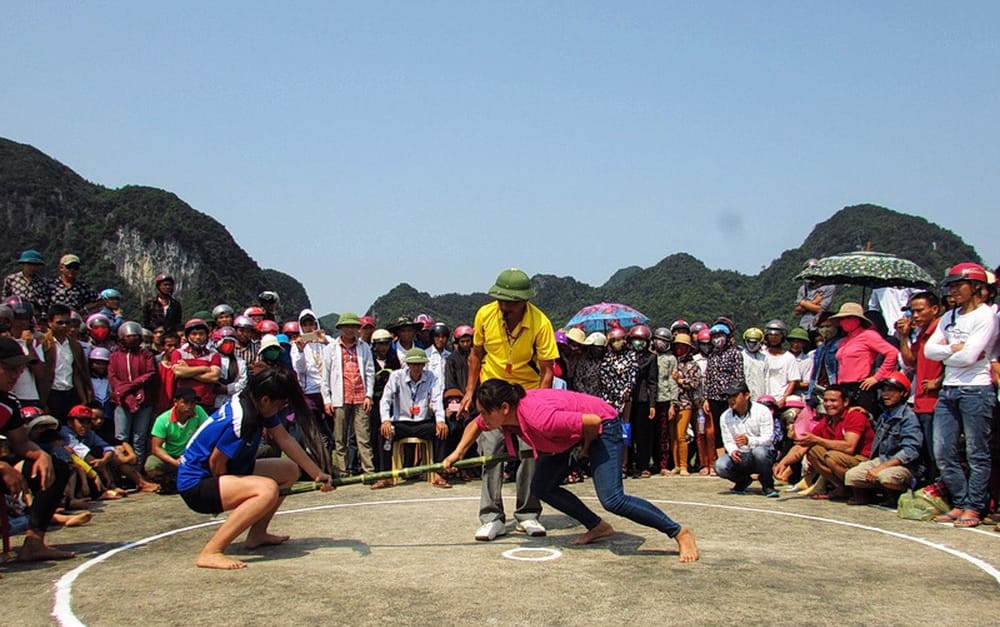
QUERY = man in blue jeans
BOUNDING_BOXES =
[924,263,998,528]
[715,382,779,497]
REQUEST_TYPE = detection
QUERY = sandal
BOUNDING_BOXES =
[953,511,981,528]
[934,509,963,523]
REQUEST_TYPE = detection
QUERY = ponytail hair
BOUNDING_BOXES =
[475,378,526,412]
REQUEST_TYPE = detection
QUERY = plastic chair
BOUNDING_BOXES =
[390,437,435,485]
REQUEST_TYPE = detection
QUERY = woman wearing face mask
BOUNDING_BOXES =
[213,326,247,408]
[667,333,702,476]
[806,312,841,410]
[572,332,606,397]
[599,327,638,420]
[86,313,117,355]
[108,321,159,463]
[827,303,899,415]
[701,323,744,475]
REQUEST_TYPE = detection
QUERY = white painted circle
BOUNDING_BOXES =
[501,547,563,562]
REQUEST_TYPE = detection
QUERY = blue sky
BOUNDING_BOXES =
[3,2,997,316]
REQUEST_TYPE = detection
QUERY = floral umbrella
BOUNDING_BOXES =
[565,302,649,334]
[794,251,935,289]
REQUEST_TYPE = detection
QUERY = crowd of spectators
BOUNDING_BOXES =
[2,250,999,565]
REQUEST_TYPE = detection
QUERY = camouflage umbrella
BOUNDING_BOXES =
[794,251,935,289]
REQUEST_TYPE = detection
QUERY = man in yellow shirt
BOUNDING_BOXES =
[458,268,559,540]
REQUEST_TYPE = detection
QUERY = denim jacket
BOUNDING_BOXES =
[871,404,924,476]
[807,337,841,402]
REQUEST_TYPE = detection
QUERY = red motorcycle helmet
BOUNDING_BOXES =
[257,319,279,335]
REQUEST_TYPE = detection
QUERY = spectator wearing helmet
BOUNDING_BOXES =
[843,373,923,505]
[702,322,745,474]
[389,317,421,364]
[806,312,842,409]
[46,254,101,315]
[170,319,222,413]
[97,288,125,333]
[425,323,452,400]
[442,325,475,462]
[86,313,116,354]
[291,309,328,418]
[88,347,113,426]
[650,328,678,472]
[667,333,703,476]
[39,303,92,421]
[785,327,815,394]
[741,327,767,401]
[257,291,279,322]
[572,332,606,397]
[924,263,998,528]
[414,313,435,349]
[794,260,836,331]
[693,327,711,374]
[282,320,301,342]
[213,304,235,330]
[894,291,943,482]
[4,249,48,313]
[321,312,376,477]
[600,326,638,416]
[142,273,183,334]
[369,328,401,471]
[108,321,159,462]
[760,319,801,403]
[626,325,658,478]
[358,315,376,344]
[455,268,557,541]
[244,306,266,330]
[828,303,900,415]
[212,326,247,408]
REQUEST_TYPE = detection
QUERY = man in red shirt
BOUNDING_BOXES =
[170,319,221,413]
[774,384,875,499]
[895,291,944,482]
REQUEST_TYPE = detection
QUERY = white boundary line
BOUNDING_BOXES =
[52,496,1000,626]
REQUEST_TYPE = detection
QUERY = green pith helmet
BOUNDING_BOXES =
[488,268,536,302]
[404,348,429,364]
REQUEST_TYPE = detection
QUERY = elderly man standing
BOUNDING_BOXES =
[457,268,559,541]
[321,312,375,478]
[3,249,48,312]
[46,254,100,314]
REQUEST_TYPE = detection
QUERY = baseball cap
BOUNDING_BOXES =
[0,337,38,368]
[60,254,81,267]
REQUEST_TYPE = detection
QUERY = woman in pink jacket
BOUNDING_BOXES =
[827,303,899,414]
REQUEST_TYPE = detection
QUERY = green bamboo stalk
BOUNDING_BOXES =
[280,452,520,496]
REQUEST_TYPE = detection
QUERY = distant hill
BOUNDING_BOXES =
[359,204,981,330]
[0,138,311,320]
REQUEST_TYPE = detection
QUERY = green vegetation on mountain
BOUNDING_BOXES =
[365,204,982,331]
[0,137,311,319]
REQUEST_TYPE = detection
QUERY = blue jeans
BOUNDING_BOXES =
[532,417,682,538]
[933,386,995,513]
[114,405,153,461]
[715,446,775,490]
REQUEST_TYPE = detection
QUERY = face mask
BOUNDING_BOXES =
[91,326,109,342]
[698,342,712,355]
[839,318,861,334]
[261,348,282,362]
[218,341,235,356]
[712,336,727,349]
[818,326,836,340]
[122,336,142,350]
[652,339,670,354]
[744,339,761,353]
[630,339,647,352]
[673,345,689,358]
[610,339,627,353]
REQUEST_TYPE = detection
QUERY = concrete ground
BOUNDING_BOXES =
[3,473,999,626]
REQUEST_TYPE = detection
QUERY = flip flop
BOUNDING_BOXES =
[934,510,962,523]
[954,516,980,528]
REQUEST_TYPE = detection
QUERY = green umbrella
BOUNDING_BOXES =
[794,251,935,289]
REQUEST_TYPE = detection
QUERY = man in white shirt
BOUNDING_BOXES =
[714,382,778,497]
[761,319,801,402]
[924,263,998,528]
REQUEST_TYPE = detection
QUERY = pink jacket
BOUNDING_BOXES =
[108,348,158,413]
[835,328,899,383]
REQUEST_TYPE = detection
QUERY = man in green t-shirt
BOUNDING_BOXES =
[145,387,210,490]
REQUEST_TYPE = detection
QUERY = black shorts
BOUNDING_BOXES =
[180,477,223,515]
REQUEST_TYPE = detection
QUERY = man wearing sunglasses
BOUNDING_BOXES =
[45,254,100,314]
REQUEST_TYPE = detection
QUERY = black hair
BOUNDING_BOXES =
[909,291,940,308]
[824,384,847,400]
[474,378,527,412]
[48,303,71,319]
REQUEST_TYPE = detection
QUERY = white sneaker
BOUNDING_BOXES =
[475,520,507,541]
[515,519,547,537]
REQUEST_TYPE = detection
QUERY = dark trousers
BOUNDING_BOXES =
[0,457,71,533]
[48,388,80,423]
[392,420,446,462]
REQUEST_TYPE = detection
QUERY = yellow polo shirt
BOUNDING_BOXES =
[473,301,559,389]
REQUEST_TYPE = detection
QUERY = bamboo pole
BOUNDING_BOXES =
[280,453,521,496]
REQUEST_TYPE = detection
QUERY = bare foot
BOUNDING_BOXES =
[245,533,290,549]
[53,511,93,527]
[675,526,699,563]
[196,552,247,570]
[570,520,615,545]
[139,481,161,493]
[17,538,76,562]
[98,489,122,500]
